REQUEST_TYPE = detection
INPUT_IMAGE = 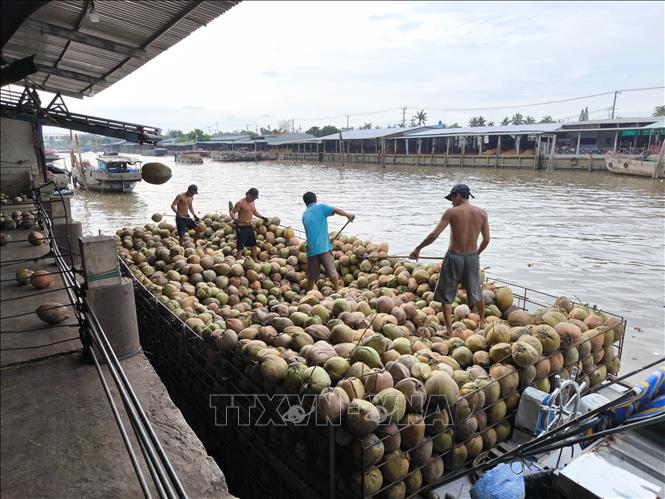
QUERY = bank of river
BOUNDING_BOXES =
[70,155,665,378]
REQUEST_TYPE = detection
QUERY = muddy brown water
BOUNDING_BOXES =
[70,154,665,380]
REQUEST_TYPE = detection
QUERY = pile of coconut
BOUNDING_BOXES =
[117,213,624,497]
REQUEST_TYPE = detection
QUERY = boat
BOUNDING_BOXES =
[605,152,664,178]
[44,150,71,190]
[175,152,203,164]
[72,153,142,193]
[210,150,278,162]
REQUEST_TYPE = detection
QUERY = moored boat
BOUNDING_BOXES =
[72,153,142,193]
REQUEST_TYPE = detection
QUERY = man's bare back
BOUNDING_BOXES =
[446,203,488,254]
[232,197,255,225]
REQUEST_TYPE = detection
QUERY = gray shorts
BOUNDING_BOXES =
[306,251,338,281]
[433,251,483,305]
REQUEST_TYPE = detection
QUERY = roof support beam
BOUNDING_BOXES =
[24,20,147,59]
[33,62,106,85]
[0,55,37,86]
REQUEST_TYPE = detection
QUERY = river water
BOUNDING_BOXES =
[70,154,665,378]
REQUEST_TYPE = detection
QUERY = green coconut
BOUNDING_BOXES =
[376,423,402,453]
[338,376,366,400]
[141,162,172,184]
[495,287,513,311]
[495,421,512,442]
[399,413,425,449]
[373,388,407,424]
[15,268,33,285]
[531,324,561,354]
[301,366,331,393]
[425,371,460,410]
[511,341,539,367]
[404,469,423,494]
[352,467,383,497]
[36,302,70,324]
[382,450,410,482]
[260,355,288,384]
[347,399,381,436]
[323,356,350,382]
[452,346,474,369]
[317,387,350,424]
[350,346,383,368]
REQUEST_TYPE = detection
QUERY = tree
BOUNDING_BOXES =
[184,129,210,141]
[510,113,525,125]
[539,115,555,123]
[524,116,536,124]
[360,122,373,130]
[500,117,511,126]
[653,105,665,116]
[448,122,461,128]
[319,125,340,137]
[487,121,495,126]
[305,126,321,136]
[277,119,292,133]
[165,129,183,138]
[468,116,487,127]
[260,127,274,135]
[412,109,428,126]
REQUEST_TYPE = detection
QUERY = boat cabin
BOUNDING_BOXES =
[95,154,141,173]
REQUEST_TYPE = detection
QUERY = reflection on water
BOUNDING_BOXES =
[70,154,665,375]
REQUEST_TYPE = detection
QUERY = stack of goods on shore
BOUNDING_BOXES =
[117,213,624,498]
[0,193,38,245]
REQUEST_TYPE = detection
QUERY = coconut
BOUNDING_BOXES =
[454,415,478,442]
[519,365,537,386]
[15,268,33,285]
[323,356,350,382]
[36,302,70,324]
[301,366,332,393]
[425,371,460,410]
[473,351,490,367]
[30,270,55,289]
[365,368,394,395]
[489,364,519,397]
[305,340,337,366]
[583,328,606,351]
[213,329,238,351]
[373,387,407,424]
[589,365,607,387]
[347,399,381,436]
[584,313,604,329]
[338,376,366,401]
[142,162,172,184]
[541,310,568,328]
[489,342,512,364]
[396,354,419,372]
[507,309,529,326]
[451,346,474,369]
[511,341,539,367]
[350,346,383,368]
[531,324,561,354]
[477,378,500,405]
[459,381,485,413]
[549,351,564,373]
[399,413,425,449]
[411,362,432,382]
[486,322,511,345]
[534,377,551,393]
[387,361,411,384]
[409,435,433,466]
[333,342,356,359]
[352,467,383,497]
[376,423,402,453]
[347,361,372,381]
[604,317,625,342]
[486,399,507,424]
[465,334,487,353]
[382,450,410,482]
[495,287,513,311]
[394,377,426,412]
[284,362,308,393]
[28,231,46,246]
[405,469,423,494]
[449,445,468,470]
[379,481,406,499]
[495,421,512,442]
[317,387,350,424]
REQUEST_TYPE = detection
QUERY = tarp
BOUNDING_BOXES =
[612,366,665,425]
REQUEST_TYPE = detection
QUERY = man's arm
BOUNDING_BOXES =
[252,204,268,222]
[333,207,354,220]
[230,201,240,222]
[171,195,180,214]
[410,210,451,260]
[188,200,198,221]
[478,214,490,255]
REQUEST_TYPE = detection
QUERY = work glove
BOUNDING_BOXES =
[261,216,269,223]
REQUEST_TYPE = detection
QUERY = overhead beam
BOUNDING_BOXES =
[0,55,37,86]
[33,62,106,85]
[24,20,147,59]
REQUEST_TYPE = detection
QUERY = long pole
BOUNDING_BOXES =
[611,90,619,119]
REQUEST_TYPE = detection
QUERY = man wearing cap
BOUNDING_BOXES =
[231,187,268,262]
[410,184,490,337]
[301,191,354,292]
[171,184,200,246]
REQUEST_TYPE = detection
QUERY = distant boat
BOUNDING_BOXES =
[175,152,203,164]
[44,151,71,190]
[605,145,664,179]
[72,153,142,193]
[211,150,278,162]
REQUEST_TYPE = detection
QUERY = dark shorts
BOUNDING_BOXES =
[175,216,197,237]
[433,251,483,305]
[306,251,338,281]
[236,225,257,249]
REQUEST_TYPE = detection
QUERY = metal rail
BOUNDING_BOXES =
[32,186,186,498]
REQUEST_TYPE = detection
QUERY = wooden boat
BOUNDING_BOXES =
[605,135,664,178]
[211,150,278,162]
[72,153,142,193]
[44,151,71,190]
[175,152,203,164]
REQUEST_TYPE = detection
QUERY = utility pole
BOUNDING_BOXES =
[291,119,295,133]
[611,90,620,119]
[401,106,407,127]
[345,114,350,129]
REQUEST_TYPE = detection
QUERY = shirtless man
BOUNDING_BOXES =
[230,187,268,262]
[410,184,490,337]
[171,184,200,246]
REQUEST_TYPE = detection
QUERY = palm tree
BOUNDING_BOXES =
[360,122,373,130]
[468,116,487,127]
[539,116,554,123]
[448,122,461,128]
[413,109,428,126]
[511,113,525,125]
[487,121,495,126]
[525,116,536,124]
[500,117,511,126]
[653,105,665,116]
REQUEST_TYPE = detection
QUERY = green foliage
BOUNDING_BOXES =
[184,129,210,142]
[306,126,321,136]
[500,117,511,126]
[653,105,665,117]
[539,115,555,123]
[510,113,525,125]
[360,122,373,130]
[525,116,536,124]
[413,110,428,126]
[448,122,461,128]
[165,129,183,138]
[468,116,487,127]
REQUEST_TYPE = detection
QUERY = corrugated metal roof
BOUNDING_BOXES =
[404,123,561,138]
[643,120,665,129]
[265,133,316,145]
[3,0,240,98]
[560,117,660,127]
[318,126,429,141]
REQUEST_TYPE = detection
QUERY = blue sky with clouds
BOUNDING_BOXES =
[45,1,665,133]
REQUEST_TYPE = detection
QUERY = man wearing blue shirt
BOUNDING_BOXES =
[301,191,354,291]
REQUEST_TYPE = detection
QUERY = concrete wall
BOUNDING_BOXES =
[0,118,39,196]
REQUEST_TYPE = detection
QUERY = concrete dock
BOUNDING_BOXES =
[1,226,234,498]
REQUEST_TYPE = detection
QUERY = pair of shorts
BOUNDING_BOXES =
[433,251,482,305]
[306,251,338,281]
[236,225,257,249]
[175,216,197,237]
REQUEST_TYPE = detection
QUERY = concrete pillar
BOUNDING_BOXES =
[79,235,141,360]
[53,221,82,267]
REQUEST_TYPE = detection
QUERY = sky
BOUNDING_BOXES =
[42,1,665,135]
